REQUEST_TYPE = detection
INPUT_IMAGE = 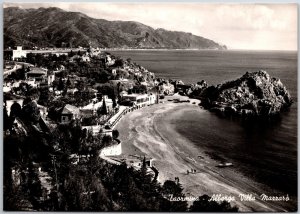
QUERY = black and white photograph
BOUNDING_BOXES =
[2,2,298,212]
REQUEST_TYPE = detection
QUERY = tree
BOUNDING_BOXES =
[160,180,188,211]
[10,102,22,118]
[38,87,52,107]
[100,98,108,115]
[68,50,75,58]
[22,100,41,123]
[189,194,238,212]
[114,58,124,67]
[101,135,112,149]
[112,130,119,139]
[57,78,65,91]
[112,94,117,109]
[4,106,11,131]
[26,163,43,209]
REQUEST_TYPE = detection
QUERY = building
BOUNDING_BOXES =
[25,67,47,87]
[80,100,103,117]
[148,93,158,105]
[89,47,102,57]
[47,74,55,86]
[100,141,122,156]
[12,46,27,60]
[80,95,114,116]
[81,53,91,62]
[126,156,154,169]
[61,104,80,124]
[106,55,115,66]
[121,93,157,108]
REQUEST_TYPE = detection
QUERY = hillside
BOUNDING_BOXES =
[4,7,227,50]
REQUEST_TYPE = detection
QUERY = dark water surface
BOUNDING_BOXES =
[110,50,297,197]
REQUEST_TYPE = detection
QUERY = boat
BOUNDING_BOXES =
[216,162,233,168]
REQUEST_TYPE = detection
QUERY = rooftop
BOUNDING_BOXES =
[123,93,148,98]
[62,104,79,115]
[27,67,47,75]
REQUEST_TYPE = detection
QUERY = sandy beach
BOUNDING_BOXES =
[115,95,290,212]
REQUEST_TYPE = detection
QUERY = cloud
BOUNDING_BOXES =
[3,3,298,50]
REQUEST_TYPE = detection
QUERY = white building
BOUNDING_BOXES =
[148,93,157,105]
[48,74,55,86]
[12,46,27,60]
[80,95,115,116]
[122,93,157,107]
[121,94,148,108]
[81,54,90,62]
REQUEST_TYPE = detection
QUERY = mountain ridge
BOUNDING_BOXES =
[4,6,227,50]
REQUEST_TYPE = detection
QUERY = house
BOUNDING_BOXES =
[26,67,47,86]
[106,55,115,66]
[12,46,27,60]
[80,100,103,116]
[80,95,114,116]
[89,47,102,57]
[81,54,90,62]
[26,79,38,88]
[61,104,80,124]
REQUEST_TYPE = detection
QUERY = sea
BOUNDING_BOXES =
[110,50,297,198]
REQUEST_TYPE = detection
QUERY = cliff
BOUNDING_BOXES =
[192,70,292,118]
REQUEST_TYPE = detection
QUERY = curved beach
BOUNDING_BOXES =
[115,96,290,212]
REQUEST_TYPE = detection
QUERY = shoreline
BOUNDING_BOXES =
[115,95,292,211]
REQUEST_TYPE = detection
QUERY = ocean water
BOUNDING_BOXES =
[110,50,297,197]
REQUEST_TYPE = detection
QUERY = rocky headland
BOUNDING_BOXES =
[170,70,292,119]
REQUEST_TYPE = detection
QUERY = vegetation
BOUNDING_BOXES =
[4,7,226,50]
[3,41,237,211]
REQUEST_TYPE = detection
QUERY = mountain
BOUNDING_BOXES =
[4,7,227,50]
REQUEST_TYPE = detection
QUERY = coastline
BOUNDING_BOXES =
[115,95,293,212]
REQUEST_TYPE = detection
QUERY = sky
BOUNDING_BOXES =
[3,3,298,50]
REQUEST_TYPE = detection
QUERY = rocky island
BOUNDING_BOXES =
[186,70,292,119]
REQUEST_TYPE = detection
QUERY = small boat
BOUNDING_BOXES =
[217,162,233,168]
